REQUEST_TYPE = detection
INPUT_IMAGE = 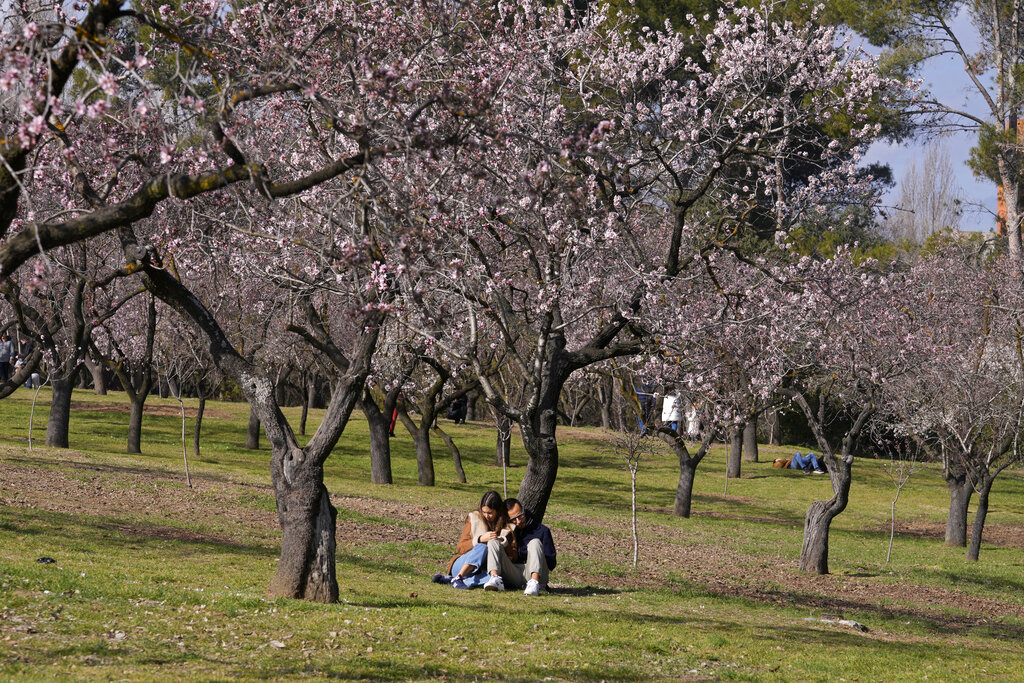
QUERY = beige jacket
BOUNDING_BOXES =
[446,510,516,573]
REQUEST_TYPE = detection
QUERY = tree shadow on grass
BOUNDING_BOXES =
[4,454,254,489]
[0,507,277,558]
[753,586,1024,640]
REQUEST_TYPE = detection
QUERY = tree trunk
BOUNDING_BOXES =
[615,376,627,431]
[945,473,974,547]
[413,428,435,486]
[127,395,145,454]
[267,455,339,602]
[158,375,169,399]
[766,408,782,446]
[726,422,742,478]
[466,391,477,422]
[999,161,1023,262]
[495,415,511,466]
[84,359,106,395]
[193,396,205,458]
[167,374,179,399]
[45,376,74,448]
[966,477,993,562]
[516,408,559,522]
[434,425,467,483]
[599,375,613,430]
[300,381,310,436]
[674,459,697,518]
[361,397,393,485]
[139,260,383,605]
[246,405,261,450]
[799,463,852,574]
[742,418,758,463]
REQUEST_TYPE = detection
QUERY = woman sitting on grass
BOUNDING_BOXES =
[433,490,517,589]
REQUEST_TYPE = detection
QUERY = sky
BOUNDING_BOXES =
[859,9,998,232]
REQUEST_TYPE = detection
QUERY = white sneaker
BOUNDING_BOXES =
[524,579,540,596]
[483,575,504,591]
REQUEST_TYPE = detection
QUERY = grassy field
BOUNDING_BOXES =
[2,387,1023,681]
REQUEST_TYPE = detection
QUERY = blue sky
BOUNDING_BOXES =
[860,10,998,232]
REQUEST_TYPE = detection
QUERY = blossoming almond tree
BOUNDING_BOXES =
[882,247,1024,560]
[389,3,903,522]
[771,251,928,574]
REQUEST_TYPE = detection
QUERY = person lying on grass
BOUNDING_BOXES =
[433,490,516,589]
[772,452,827,474]
[483,498,557,596]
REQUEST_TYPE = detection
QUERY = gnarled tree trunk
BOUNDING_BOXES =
[799,461,853,574]
[268,447,339,602]
[361,393,393,485]
[675,460,698,518]
[517,407,560,522]
[46,376,74,448]
[413,431,435,486]
[967,475,994,562]
[246,406,261,450]
[945,473,973,547]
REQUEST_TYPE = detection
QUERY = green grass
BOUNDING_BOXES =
[2,387,1024,681]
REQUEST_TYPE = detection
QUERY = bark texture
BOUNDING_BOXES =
[494,415,512,466]
[362,394,393,485]
[966,479,992,562]
[742,418,758,463]
[726,423,742,478]
[45,376,74,448]
[675,461,697,518]
[246,407,261,450]
[945,474,973,547]
[127,397,145,454]
[267,453,339,602]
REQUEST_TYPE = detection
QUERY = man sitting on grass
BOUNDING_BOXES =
[482,498,557,596]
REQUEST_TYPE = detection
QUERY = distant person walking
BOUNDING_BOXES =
[0,333,14,384]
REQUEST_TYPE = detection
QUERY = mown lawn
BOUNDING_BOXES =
[2,387,1023,681]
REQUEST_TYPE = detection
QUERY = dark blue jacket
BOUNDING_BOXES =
[515,518,556,570]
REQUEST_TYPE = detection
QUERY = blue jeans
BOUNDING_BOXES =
[450,543,490,587]
[790,453,822,472]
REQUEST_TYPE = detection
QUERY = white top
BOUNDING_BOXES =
[662,395,683,421]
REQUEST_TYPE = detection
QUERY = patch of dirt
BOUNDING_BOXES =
[0,454,275,549]
[866,519,1024,549]
[3,450,1024,634]
[69,401,234,420]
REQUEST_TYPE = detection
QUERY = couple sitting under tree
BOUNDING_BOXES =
[433,490,556,596]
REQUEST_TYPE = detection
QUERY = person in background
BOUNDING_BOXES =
[661,391,683,432]
[790,452,827,474]
[0,333,13,384]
